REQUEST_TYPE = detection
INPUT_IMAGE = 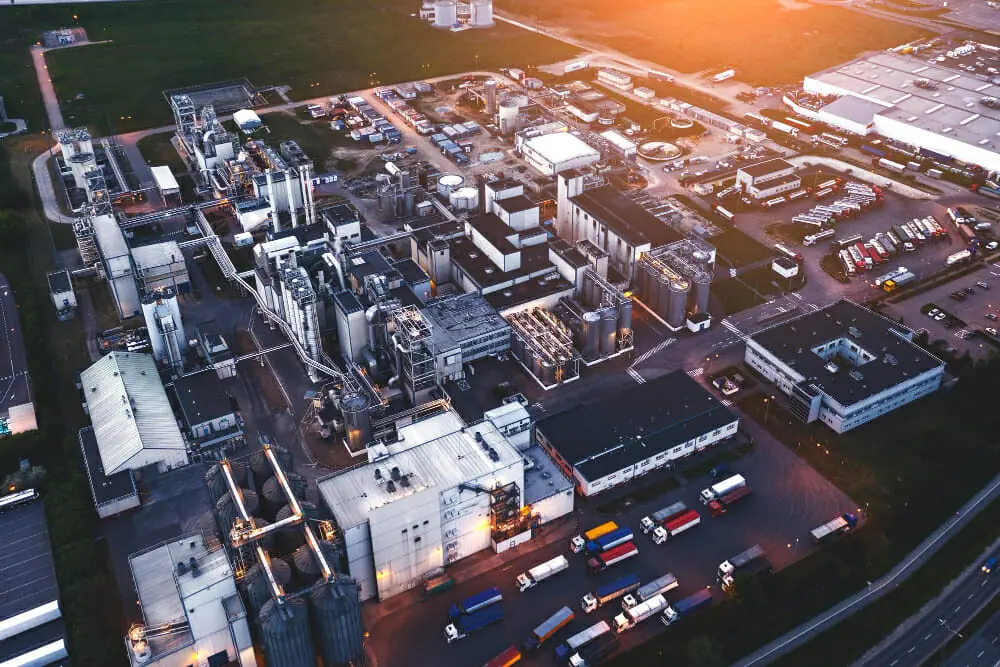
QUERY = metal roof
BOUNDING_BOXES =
[131,240,184,271]
[80,352,186,475]
[523,132,600,165]
[150,166,179,193]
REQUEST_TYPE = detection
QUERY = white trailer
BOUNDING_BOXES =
[613,594,668,633]
[622,574,678,610]
[700,474,746,505]
[517,555,570,592]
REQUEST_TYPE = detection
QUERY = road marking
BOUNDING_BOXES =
[908,647,916,654]
[956,605,962,613]
[890,661,898,666]
[925,634,932,641]
[978,650,985,658]
[630,337,676,368]
[721,398,734,407]
[721,318,750,342]
[627,368,647,384]
[791,292,803,301]
[992,636,998,645]
[687,367,704,378]
[969,592,976,599]
[984,580,989,587]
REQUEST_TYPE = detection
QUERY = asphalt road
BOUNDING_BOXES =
[944,605,1000,667]
[0,272,34,433]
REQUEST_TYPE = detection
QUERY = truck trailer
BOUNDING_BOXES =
[613,594,669,633]
[700,474,746,505]
[554,621,611,661]
[568,633,619,667]
[639,501,687,533]
[652,510,701,543]
[810,513,858,544]
[588,542,639,573]
[571,522,618,553]
[517,555,570,592]
[448,587,502,619]
[622,573,678,610]
[582,573,641,613]
[483,646,521,667]
[585,527,634,555]
[720,545,773,589]
[445,604,504,643]
[523,606,574,651]
[708,484,753,516]
[661,589,714,625]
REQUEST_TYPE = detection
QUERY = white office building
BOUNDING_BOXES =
[736,158,800,200]
[520,132,600,176]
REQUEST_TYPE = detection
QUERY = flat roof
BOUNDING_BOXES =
[739,158,795,179]
[391,258,430,285]
[523,132,600,165]
[321,202,360,227]
[131,240,184,270]
[600,130,637,151]
[485,273,574,311]
[0,499,60,633]
[495,195,537,215]
[749,299,944,407]
[172,374,233,428]
[150,166,179,192]
[536,370,738,482]
[571,185,682,248]
[333,290,364,315]
[549,239,589,269]
[79,425,137,506]
[523,445,574,504]
[449,236,555,290]
[421,292,509,351]
[46,269,71,294]
[820,94,890,126]
[467,213,519,255]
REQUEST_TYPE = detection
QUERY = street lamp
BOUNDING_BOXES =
[763,395,776,425]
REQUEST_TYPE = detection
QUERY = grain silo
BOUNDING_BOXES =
[205,461,247,499]
[216,489,259,534]
[261,473,308,521]
[340,392,372,453]
[273,502,322,555]
[599,307,618,357]
[580,311,601,361]
[484,79,498,115]
[309,578,365,666]
[259,596,315,667]
[618,299,633,341]
[292,541,341,585]
[244,557,293,616]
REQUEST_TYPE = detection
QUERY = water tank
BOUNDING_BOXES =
[436,173,464,197]
[583,275,600,310]
[205,462,247,499]
[309,579,365,666]
[245,557,292,616]
[433,0,457,27]
[618,299,633,340]
[259,596,315,667]
[498,99,521,135]
[581,312,601,361]
[690,270,712,315]
[667,279,688,329]
[449,186,479,210]
[484,79,498,115]
[274,502,322,554]
[341,392,372,452]
[599,307,618,357]
[470,0,494,26]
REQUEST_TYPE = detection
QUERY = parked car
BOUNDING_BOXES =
[934,312,946,321]
[986,327,999,336]
[927,308,941,318]
[964,287,976,295]
[987,313,997,321]
[978,281,990,290]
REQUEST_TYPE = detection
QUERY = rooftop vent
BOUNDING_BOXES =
[386,480,396,493]
[400,475,410,488]
[374,468,383,481]
[390,466,401,481]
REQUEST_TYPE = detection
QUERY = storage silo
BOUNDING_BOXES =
[667,279,688,329]
[250,446,292,488]
[470,0,494,27]
[274,502,322,555]
[216,488,259,534]
[484,79,498,115]
[245,557,292,616]
[436,173,464,198]
[498,98,521,135]
[655,272,673,320]
[259,596,314,667]
[262,473,308,520]
[449,186,479,210]
[618,299,633,341]
[205,462,247,499]
[510,330,525,362]
[539,360,555,386]
[580,312,601,361]
[292,541,341,585]
[341,392,372,452]
[690,270,712,315]
[309,578,365,667]
[433,0,457,27]
[599,307,618,357]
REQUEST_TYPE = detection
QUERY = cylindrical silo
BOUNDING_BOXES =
[449,186,479,210]
[259,596,314,667]
[581,312,601,361]
[667,279,688,328]
[436,173,464,198]
[618,299,633,340]
[531,352,543,381]
[249,446,292,488]
[261,473,308,521]
[690,270,711,315]
[510,331,525,361]
[484,79,498,115]
[216,488,259,535]
[245,557,292,616]
[205,462,247,499]
[584,275,599,310]
[498,99,520,135]
[539,360,555,386]
[656,272,672,319]
[274,502,321,554]
[599,307,618,357]
[433,0,457,27]
[635,261,649,304]
[309,578,365,667]
[292,541,341,584]
[341,392,372,452]
[470,0,494,26]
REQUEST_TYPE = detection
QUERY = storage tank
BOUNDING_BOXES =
[655,272,673,319]
[436,173,464,198]
[449,186,479,210]
[484,79,498,115]
[260,474,308,521]
[341,392,372,452]
[309,578,365,666]
[274,502,322,554]
[245,557,292,616]
[292,541,341,584]
[470,0,494,26]
[259,596,315,667]
[205,462,247,499]
[498,98,521,135]
[510,330,525,361]
[250,446,292,488]
[667,279,688,328]
[690,270,712,315]
[599,307,618,356]
[581,311,601,361]
[618,299,633,340]
[539,360,555,386]
[433,0,457,27]
[216,488,259,533]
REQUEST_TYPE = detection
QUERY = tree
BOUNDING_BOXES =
[685,635,726,667]
[729,571,767,612]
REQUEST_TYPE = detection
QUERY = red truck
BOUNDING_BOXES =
[587,542,639,573]
[708,485,753,517]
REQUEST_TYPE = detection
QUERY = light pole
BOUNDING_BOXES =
[938,618,963,640]
[763,395,775,425]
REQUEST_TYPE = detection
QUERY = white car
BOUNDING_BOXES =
[987,241,999,251]
[934,312,947,321]
[988,328,999,336]
[928,308,941,318]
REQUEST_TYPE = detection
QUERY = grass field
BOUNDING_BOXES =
[0,0,577,134]
[499,0,931,85]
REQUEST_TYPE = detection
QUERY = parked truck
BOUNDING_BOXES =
[622,573,678,610]
[661,589,714,625]
[708,485,753,517]
[517,555,569,592]
[588,542,639,573]
[571,522,618,553]
[585,527,634,555]
[568,633,619,667]
[554,621,611,662]
[423,573,453,597]
[523,606,574,651]
[719,544,773,589]
[700,474,746,505]
[810,513,858,544]
[445,604,504,643]
[613,594,669,633]
[448,587,502,620]
[639,501,687,534]
[582,573,640,613]
[652,510,701,543]
[483,646,521,667]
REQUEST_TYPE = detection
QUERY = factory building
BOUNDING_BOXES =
[600,130,638,161]
[131,240,190,294]
[535,370,740,496]
[802,51,1000,171]
[519,132,601,176]
[279,265,323,380]
[744,299,945,433]
[194,321,236,380]
[92,213,140,319]
[420,293,511,380]
[46,268,76,317]
[123,534,256,667]
[141,289,186,372]
[596,67,634,92]
[321,202,362,244]
[173,374,244,459]
[317,410,526,601]
[150,165,180,202]
[171,99,238,190]
[735,158,800,200]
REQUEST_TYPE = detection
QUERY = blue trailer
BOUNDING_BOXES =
[448,586,502,620]
[444,604,504,643]
[919,147,953,163]
[585,527,634,554]
[975,185,1000,200]
[661,589,713,625]
[861,144,886,158]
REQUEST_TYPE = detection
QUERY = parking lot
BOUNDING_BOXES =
[366,404,857,667]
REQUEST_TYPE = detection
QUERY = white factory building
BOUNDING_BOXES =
[736,158,801,200]
[317,409,528,602]
[519,132,601,176]
[131,241,191,294]
[744,300,945,433]
[802,51,1000,172]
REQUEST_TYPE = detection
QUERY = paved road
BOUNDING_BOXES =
[944,605,1000,667]
[0,273,35,434]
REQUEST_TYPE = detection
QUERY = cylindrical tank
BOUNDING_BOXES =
[292,541,341,582]
[341,392,372,452]
[581,311,601,361]
[274,501,322,554]
[245,557,292,616]
[449,186,479,210]
[249,446,292,488]
[510,331,525,361]
[691,270,711,315]
[498,99,520,135]
[655,272,672,319]
[216,488,259,534]
[484,79,498,115]
[204,462,247,499]
[436,173,463,197]
[404,191,415,216]
[583,275,598,310]
[470,0,494,26]
[539,360,555,386]
[618,299,633,340]
[599,307,618,357]
[259,596,314,667]
[640,262,655,304]
[530,352,543,380]
[262,472,308,515]
[667,279,688,328]
[433,0,458,27]
[309,579,365,666]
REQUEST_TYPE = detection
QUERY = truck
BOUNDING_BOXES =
[613,594,669,633]
[861,144,886,158]
[523,606,574,651]
[707,485,753,517]
[700,474,746,505]
[568,633,619,667]
[622,573,678,610]
[448,587,502,620]
[554,621,611,662]
[517,555,569,592]
[803,229,835,246]
[571,522,618,553]
[947,249,973,266]
[973,184,1000,199]
[639,501,687,534]
[588,542,639,573]
[648,70,675,83]
[877,158,906,174]
[770,120,800,137]
[652,510,701,543]
[423,573,453,597]
[711,69,736,83]
[581,573,640,613]
[585,527,634,555]
[444,604,504,643]
[715,205,736,222]
[810,513,858,544]
[661,589,714,625]
[484,646,521,667]
[775,243,804,264]
[719,544,773,589]
[883,271,916,292]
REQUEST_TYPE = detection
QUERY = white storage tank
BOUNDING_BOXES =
[433,0,458,27]
[436,174,464,197]
[470,0,494,26]
[449,186,480,210]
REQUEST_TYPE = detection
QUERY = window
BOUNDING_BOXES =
[414,537,421,544]
[423,519,429,525]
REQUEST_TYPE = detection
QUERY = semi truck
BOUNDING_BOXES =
[517,555,569,592]
[803,229,835,246]
[585,527,634,555]
[810,513,858,544]
[877,158,906,173]
[719,544,773,589]
[588,542,639,573]
[639,501,687,533]
[523,606,574,651]
[571,522,618,553]
[448,587,502,619]
[622,573,678,610]
[661,589,714,625]
[700,474,746,505]
[707,485,753,517]
[445,604,504,643]
[652,510,701,543]
[483,646,521,667]
[582,573,641,613]
[883,271,915,292]
[568,633,619,667]
[554,621,611,662]
[613,594,669,633]
[947,249,972,266]
[770,121,800,137]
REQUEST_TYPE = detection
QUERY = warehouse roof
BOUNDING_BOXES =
[79,425,137,507]
[131,240,184,271]
[173,375,233,428]
[523,132,600,165]
[523,445,574,504]
[467,213,519,255]
[46,269,71,294]
[819,94,889,126]
[80,352,186,475]
[150,166,179,193]
[495,195,537,214]
[0,499,61,643]
[738,158,795,179]
[571,185,682,247]
[421,292,509,351]
[536,370,738,482]
[748,299,944,407]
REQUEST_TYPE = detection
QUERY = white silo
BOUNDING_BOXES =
[498,96,522,135]
[471,0,494,27]
[484,79,498,115]
[433,0,458,28]
[449,186,480,210]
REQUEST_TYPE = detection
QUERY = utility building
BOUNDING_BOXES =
[520,132,600,176]
[736,158,800,200]
[131,241,190,294]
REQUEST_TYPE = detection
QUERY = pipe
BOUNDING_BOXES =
[284,169,297,228]
[265,170,278,231]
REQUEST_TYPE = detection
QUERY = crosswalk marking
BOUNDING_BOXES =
[630,337,676,368]
[720,398,734,407]
[721,319,750,342]
[687,367,704,378]
[627,368,647,384]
